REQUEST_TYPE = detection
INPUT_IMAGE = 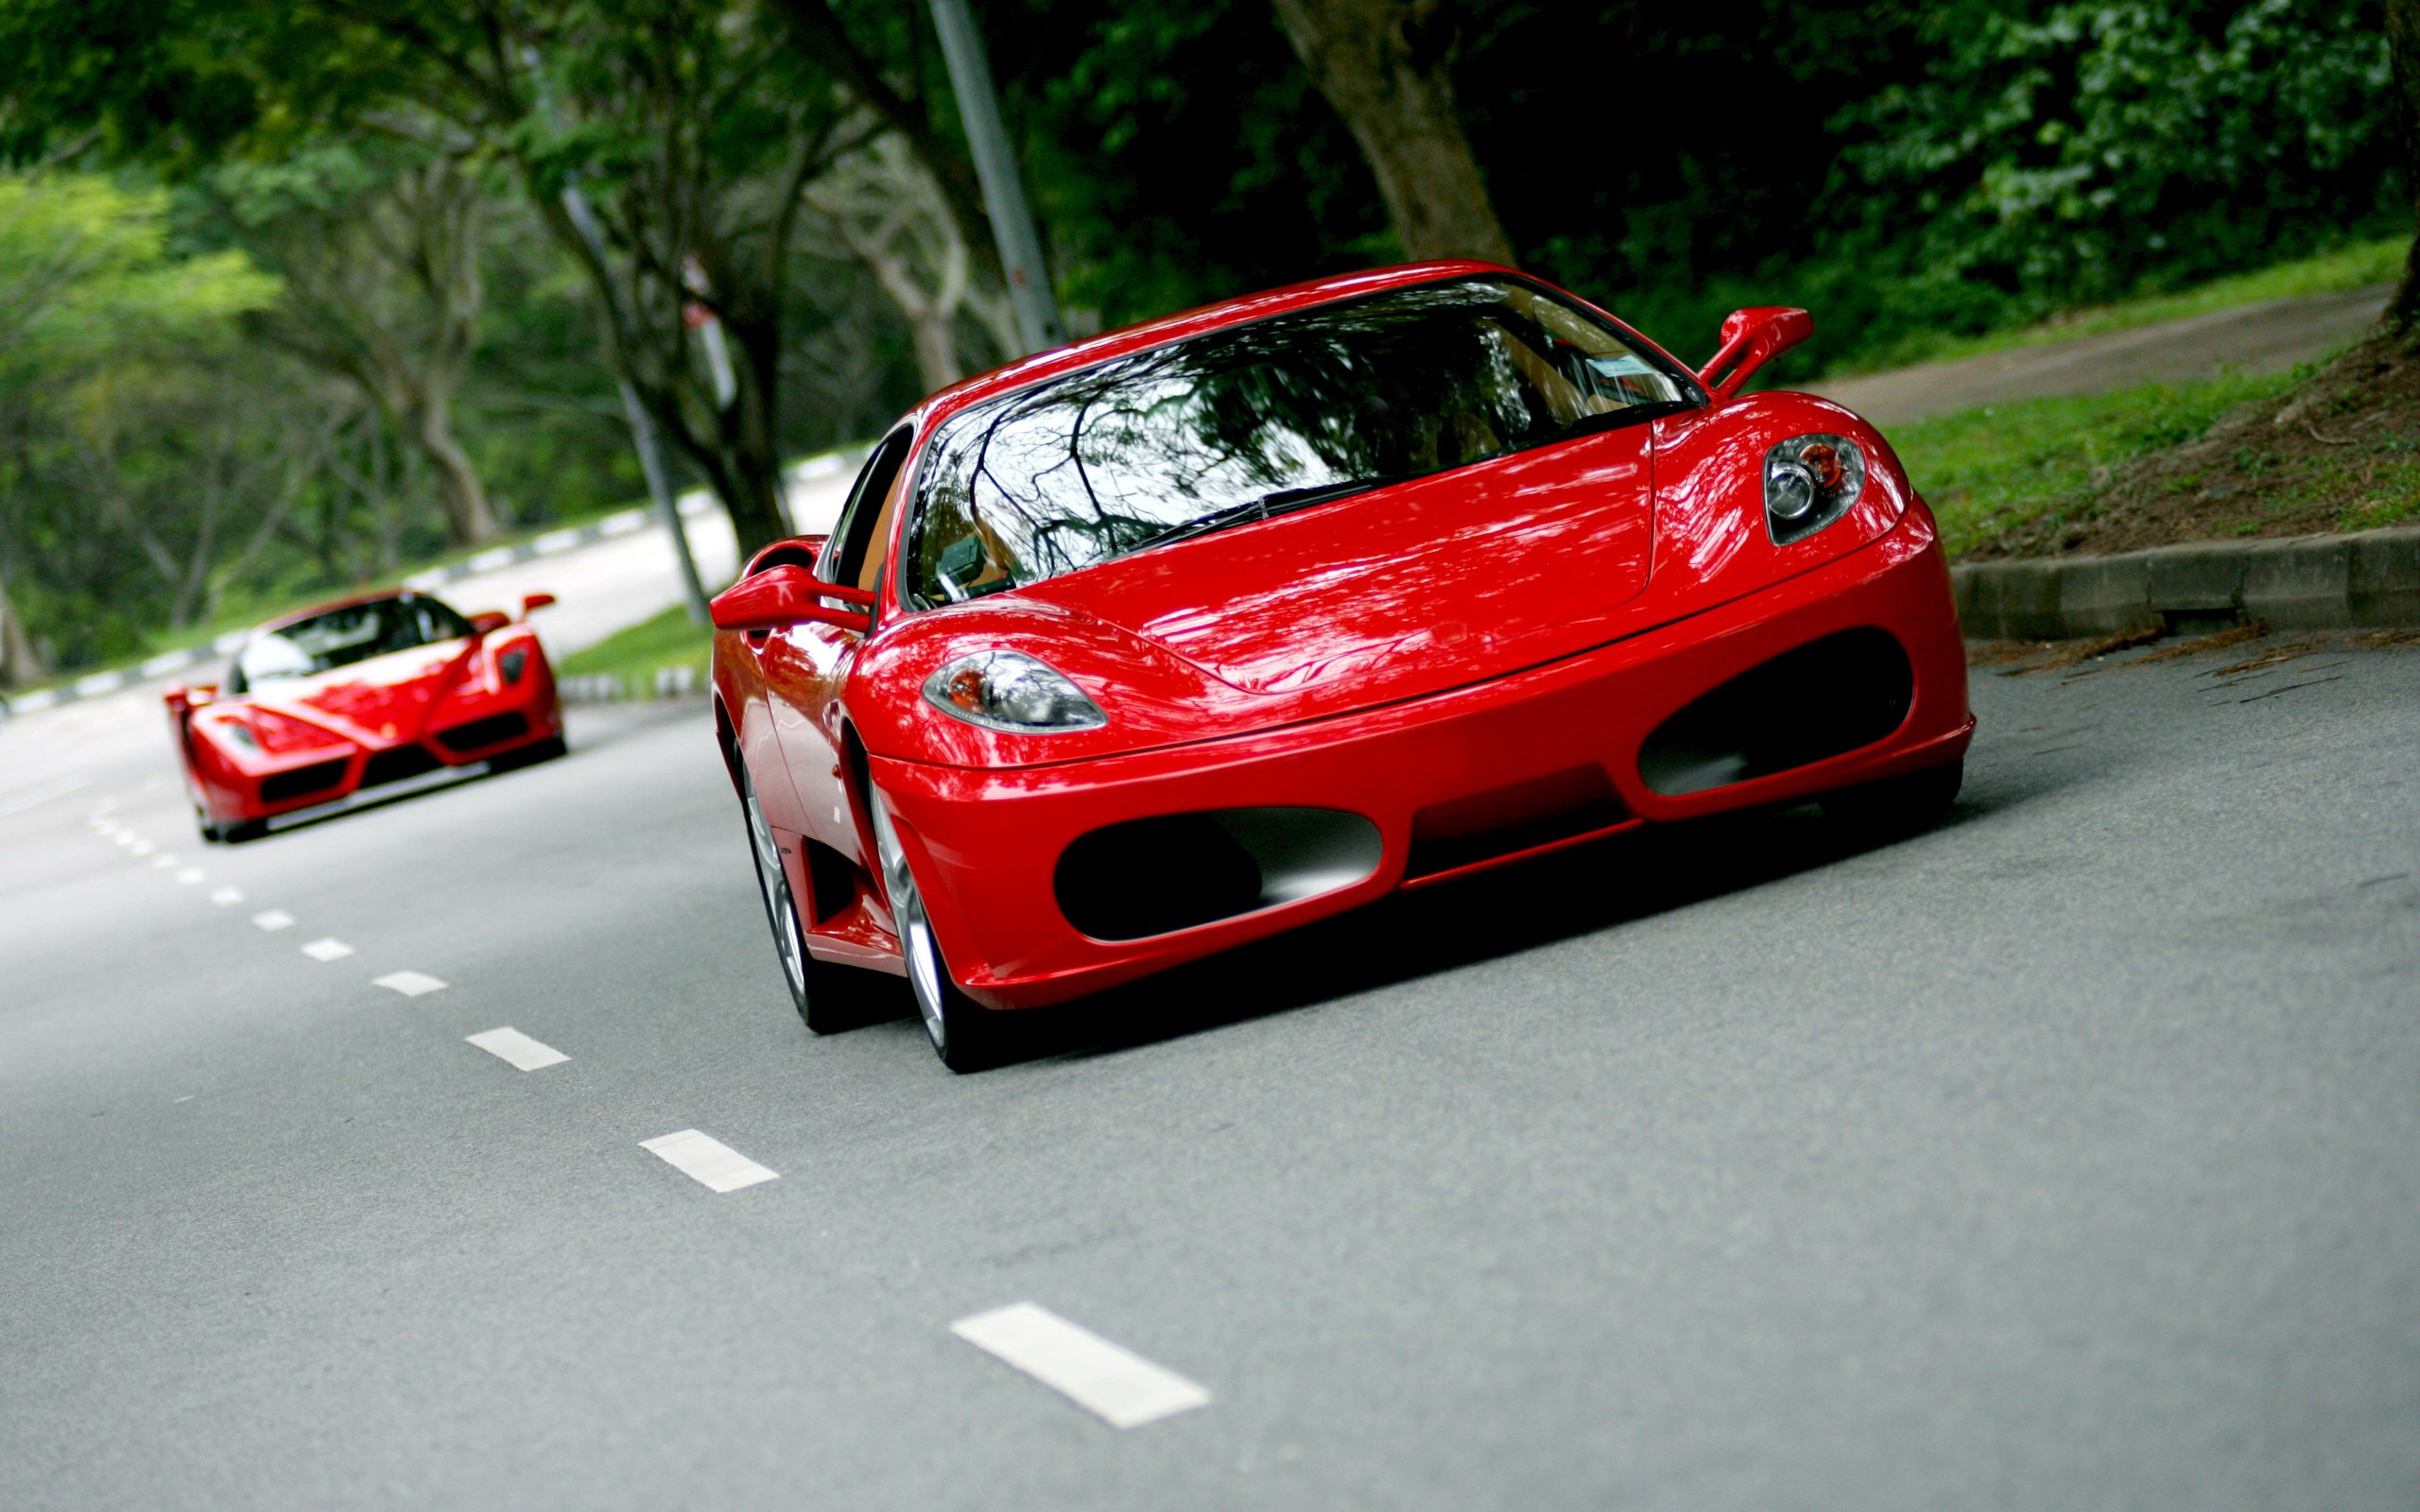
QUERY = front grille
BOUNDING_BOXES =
[434,712,528,752]
[260,758,350,803]
[1405,765,1630,880]
[360,746,442,789]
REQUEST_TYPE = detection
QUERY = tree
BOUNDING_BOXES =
[1265,0,1512,264]
[202,141,506,546]
[2389,0,2420,332]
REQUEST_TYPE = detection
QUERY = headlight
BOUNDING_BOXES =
[499,645,528,684]
[206,714,258,750]
[922,650,1106,733]
[1763,434,1866,545]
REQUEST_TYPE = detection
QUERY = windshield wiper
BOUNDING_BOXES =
[1120,473,1414,556]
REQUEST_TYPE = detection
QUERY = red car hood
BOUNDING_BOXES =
[248,640,479,744]
[1027,425,1656,713]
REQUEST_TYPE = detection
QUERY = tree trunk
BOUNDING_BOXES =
[1269,0,1514,265]
[415,387,502,542]
[0,565,43,689]
[2386,0,2420,333]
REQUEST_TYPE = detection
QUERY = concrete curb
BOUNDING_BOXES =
[0,447,871,722]
[1952,524,2420,641]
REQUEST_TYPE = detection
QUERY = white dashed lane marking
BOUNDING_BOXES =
[640,1130,779,1193]
[175,868,205,885]
[149,854,176,868]
[210,886,244,906]
[950,1302,1212,1429]
[251,909,296,932]
[466,1027,569,1070]
[129,840,155,857]
[372,971,448,997]
[300,937,355,962]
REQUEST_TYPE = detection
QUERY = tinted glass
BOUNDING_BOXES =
[232,595,474,691]
[905,278,1694,606]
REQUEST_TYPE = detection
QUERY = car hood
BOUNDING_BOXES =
[1025,425,1656,715]
[246,640,480,745]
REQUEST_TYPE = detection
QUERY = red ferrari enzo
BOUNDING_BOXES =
[167,588,565,842]
[711,262,1973,1069]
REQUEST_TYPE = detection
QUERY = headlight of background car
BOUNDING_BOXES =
[1763,434,1866,546]
[922,650,1106,734]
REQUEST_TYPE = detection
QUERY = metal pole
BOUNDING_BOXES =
[926,0,1065,355]
[561,180,715,627]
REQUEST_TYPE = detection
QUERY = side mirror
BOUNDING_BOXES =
[164,682,216,713]
[710,564,873,635]
[520,592,557,618]
[468,610,511,635]
[1697,306,1813,402]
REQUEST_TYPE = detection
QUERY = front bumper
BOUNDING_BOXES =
[195,679,562,824]
[869,511,1972,1010]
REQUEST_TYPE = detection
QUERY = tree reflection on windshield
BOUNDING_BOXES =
[905,277,1696,606]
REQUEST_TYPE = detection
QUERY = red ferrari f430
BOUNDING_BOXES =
[711,263,1974,1068]
[167,588,565,842]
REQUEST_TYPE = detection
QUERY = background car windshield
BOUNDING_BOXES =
[905,278,1694,606]
[232,596,474,691]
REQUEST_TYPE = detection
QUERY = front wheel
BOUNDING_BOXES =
[869,796,1006,1073]
[739,765,886,1035]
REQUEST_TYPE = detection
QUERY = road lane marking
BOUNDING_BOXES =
[129,840,156,857]
[466,1027,568,1070]
[210,885,244,906]
[300,937,355,962]
[372,971,447,997]
[251,909,296,931]
[150,854,177,868]
[640,1130,778,1193]
[949,1303,1211,1429]
[176,868,206,885]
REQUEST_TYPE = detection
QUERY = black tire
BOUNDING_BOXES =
[738,764,888,1035]
[194,803,223,844]
[1822,757,1963,835]
[219,818,269,844]
[869,795,1008,1073]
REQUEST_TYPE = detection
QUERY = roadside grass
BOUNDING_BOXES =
[557,604,708,692]
[1840,235,2403,376]
[1894,369,2305,558]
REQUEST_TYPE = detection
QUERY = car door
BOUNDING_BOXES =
[757,427,915,887]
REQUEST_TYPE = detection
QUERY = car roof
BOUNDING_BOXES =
[904,259,1683,434]
[251,588,427,638]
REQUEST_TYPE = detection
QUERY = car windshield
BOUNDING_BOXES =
[903,277,1696,607]
[231,595,474,692]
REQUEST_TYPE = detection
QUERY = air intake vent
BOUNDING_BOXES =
[360,746,442,789]
[1056,808,1381,941]
[260,758,349,803]
[1637,627,1913,797]
[435,713,528,752]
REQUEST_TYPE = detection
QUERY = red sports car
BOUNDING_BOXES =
[711,262,1973,1069]
[167,588,565,842]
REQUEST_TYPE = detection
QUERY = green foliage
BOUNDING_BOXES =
[1891,369,2301,556]
[557,602,706,687]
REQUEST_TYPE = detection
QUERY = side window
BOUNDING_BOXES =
[827,427,914,593]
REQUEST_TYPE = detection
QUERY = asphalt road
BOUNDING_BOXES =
[3,628,2416,1510]
[1807,284,2391,425]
